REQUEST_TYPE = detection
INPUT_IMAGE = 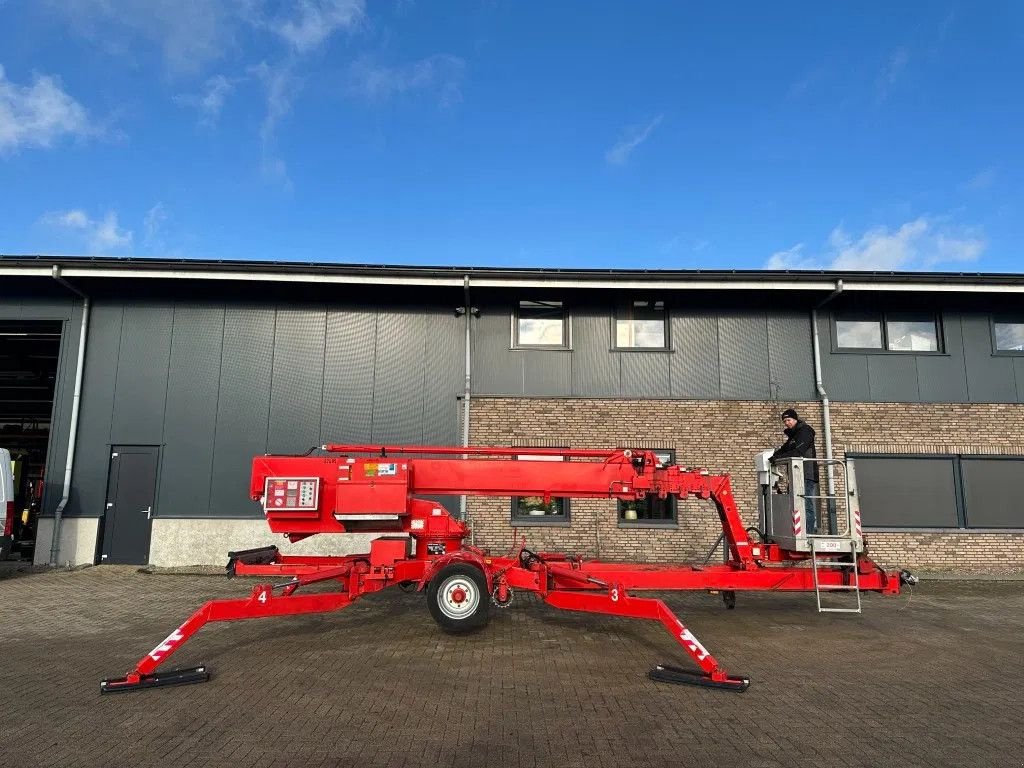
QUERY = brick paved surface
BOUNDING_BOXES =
[0,567,1021,768]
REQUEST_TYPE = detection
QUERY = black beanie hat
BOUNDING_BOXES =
[781,408,799,421]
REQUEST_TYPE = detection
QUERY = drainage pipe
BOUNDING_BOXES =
[458,276,474,543]
[810,279,843,533]
[49,266,90,567]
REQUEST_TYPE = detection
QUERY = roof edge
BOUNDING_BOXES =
[2,254,1023,291]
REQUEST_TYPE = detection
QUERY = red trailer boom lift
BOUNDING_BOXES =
[101,444,915,694]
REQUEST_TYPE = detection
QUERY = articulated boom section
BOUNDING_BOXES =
[102,444,910,695]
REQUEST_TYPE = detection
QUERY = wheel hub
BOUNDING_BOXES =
[438,575,480,621]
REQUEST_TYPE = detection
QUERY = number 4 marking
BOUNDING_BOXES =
[257,589,269,604]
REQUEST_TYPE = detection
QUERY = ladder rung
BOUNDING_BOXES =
[810,561,857,568]
[810,539,861,614]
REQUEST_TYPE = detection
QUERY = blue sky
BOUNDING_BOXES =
[0,2,1021,271]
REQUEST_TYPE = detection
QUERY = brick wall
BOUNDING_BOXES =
[466,397,1024,573]
[467,397,819,564]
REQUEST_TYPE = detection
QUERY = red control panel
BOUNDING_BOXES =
[263,477,320,516]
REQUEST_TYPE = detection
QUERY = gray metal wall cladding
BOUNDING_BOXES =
[473,306,816,401]
[818,312,1024,403]
[159,305,223,520]
[12,299,464,520]
[5,291,1024,525]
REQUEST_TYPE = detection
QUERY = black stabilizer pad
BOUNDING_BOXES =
[648,664,750,692]
[100,666,211,694]
[226,545,280,577]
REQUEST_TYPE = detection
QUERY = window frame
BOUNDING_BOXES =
[990,314,1024,356]
[617,449,678,528]
[831,312,944,355]
[611,298,671,352]
[510,452,571,526]
[511,300,571,350]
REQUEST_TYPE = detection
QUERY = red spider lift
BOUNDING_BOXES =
[101,444,915,694]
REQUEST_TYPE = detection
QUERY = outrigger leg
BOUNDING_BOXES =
[544,586,750,692]
[101,565,355,693]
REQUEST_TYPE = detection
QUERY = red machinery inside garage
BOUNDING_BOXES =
[101,444,916,694]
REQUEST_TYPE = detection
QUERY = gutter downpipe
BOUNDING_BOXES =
[49,266,90,567]
[459,276,475,544]
[811,279,843,534]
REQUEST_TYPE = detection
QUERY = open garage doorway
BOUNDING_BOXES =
[0,321,63,561]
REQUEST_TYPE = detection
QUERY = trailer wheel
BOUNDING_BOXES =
[427,563,490,633]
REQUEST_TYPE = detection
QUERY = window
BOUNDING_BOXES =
[618,450,676,525]
[835,318,883,349]
[853,454,1024,529]
[511,453,570,524]
[993,317,1024,353]
[885,317,939,352]
[514,301,568,348]
[834,313,940,353]
[615,300,668,349]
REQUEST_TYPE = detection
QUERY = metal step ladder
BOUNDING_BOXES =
[809,538,861,613]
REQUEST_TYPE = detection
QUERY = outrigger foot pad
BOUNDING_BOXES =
[100,665,211,694]
[226,545,280,577]
[648,664,750,692]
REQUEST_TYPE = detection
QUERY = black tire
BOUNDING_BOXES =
[722,590,737,610]
[427,563,490,633]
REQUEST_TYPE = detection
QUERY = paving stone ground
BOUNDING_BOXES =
[0,566,1021,768]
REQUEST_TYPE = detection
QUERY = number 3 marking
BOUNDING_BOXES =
[611,588,619,602]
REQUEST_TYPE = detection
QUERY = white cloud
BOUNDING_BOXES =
[964,167,996,191]
[605,115,663,166]
[884,48,909,85]
[46,0,366,73]
[786,67,826,100]
[877,48,909,103]
[764,217,987,271]
[271,0,364,53]
[251,61,295,149]
[174,75,237,126]
[44,0,251,75]
[143,203,169,248]
[347,54,466,105]
[829,219,928,270]
[766,243,816,270]
[930,233,986,266]
[41,1,370,191]
[0,64,95,153]
[250,61,298,185]
[43,209,133,252]
[660,234,711,256]
[56,210,90,229]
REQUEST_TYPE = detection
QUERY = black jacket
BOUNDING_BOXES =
[771,420,819,481]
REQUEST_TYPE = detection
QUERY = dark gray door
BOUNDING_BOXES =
[100,446,158,565]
